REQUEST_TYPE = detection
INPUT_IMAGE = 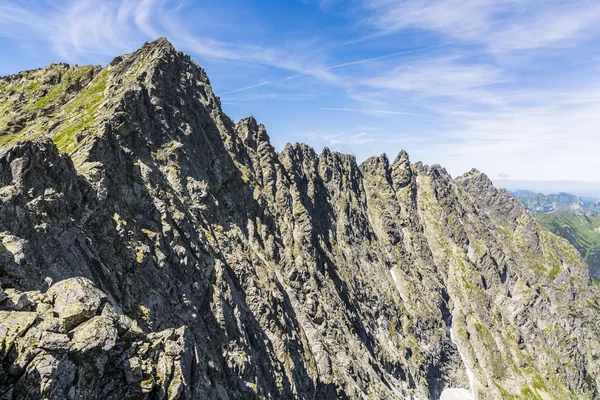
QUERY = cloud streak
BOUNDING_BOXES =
[319,107,426,116]
[363,56,507,104]
[356,0,600,53]
[0,0,342,83]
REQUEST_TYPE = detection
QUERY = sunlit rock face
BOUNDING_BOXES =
[1,38,599,399]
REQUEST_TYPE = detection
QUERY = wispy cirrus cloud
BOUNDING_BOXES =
[0,0,341,82]
[219,43,448,99]
[319,107,425,117]
[363,56,507,103]
[298,130,375,147]
[410,83,600,180]
[330,132,373,145]
[355,0,600,53]
[0,0,150,58]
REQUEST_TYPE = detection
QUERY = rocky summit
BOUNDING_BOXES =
[0,38,599,400]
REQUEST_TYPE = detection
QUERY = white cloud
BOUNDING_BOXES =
[318,107,425,116]
[0,0,341,83]
[351,43,600,180]
[222,92,316,102]
[0,0,147,59]
[423,85,600,180]
[330,132,374,145]
[357,0,600,53]
[363,56,507,104]
[298,131,375,146]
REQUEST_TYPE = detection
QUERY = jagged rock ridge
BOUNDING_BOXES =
[0,38,599,399]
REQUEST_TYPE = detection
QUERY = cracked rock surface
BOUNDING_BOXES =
[0,278,192,400]
[1,38,600,399]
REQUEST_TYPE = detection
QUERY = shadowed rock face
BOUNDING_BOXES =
[1,38,600,399]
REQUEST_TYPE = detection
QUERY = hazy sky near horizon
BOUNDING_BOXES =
[1,0,599,182]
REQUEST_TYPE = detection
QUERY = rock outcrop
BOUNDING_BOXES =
[0,278,192,400]
[1,38,599,399]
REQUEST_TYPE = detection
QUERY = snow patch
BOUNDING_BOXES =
[439,326,475,400]
[390,269,398,286]
[440,388,472,400]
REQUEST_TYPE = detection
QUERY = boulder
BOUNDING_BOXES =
[47,277,107,330]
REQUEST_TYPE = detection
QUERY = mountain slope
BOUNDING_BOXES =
[1,39,600,400]
[509,191,600,280]
[536,211,600,280]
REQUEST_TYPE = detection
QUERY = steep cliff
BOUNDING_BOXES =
[0,39,599,400]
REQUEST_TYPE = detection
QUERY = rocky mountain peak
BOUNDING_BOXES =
[456,168,489,182]
[360,154,390,176]
[1,40,600,400]
[392,148,410,165]
[109,37,198,82]
[141,37,177,54]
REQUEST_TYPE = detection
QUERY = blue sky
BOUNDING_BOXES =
[1,0,600,183]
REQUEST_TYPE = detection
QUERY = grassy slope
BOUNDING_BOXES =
[0,65,107,154]
[536,211,600,280]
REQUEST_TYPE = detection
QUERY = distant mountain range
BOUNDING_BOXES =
[496,179,600,199]
[510,190,600,279]
[509,189,600,214]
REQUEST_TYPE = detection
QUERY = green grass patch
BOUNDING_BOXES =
[51,69,108,153]
[536,211,600,279]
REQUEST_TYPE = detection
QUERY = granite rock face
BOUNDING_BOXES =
[0,278,192,400]
[1,38,600,399]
